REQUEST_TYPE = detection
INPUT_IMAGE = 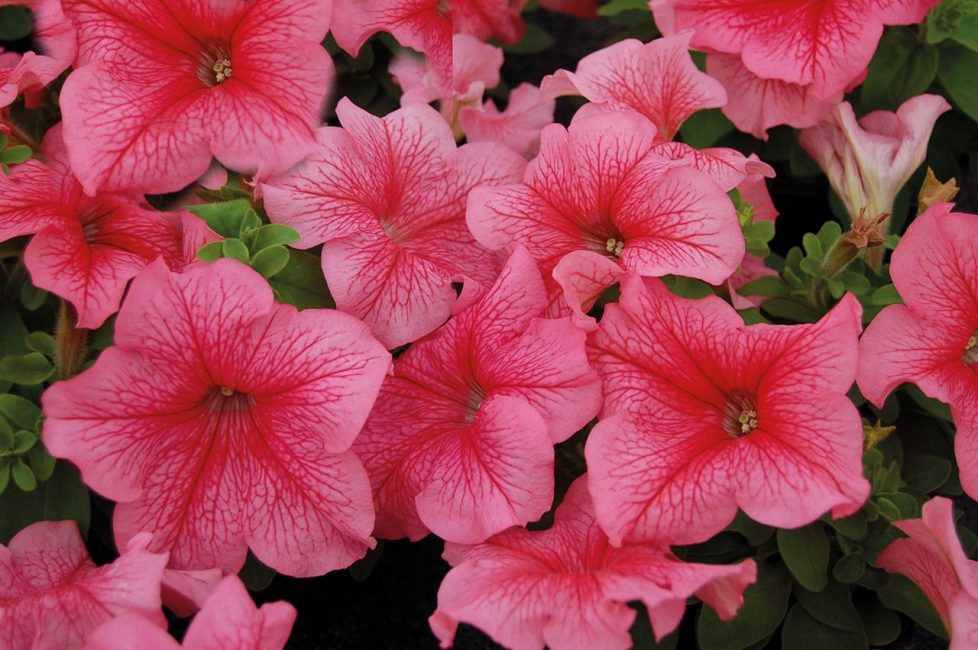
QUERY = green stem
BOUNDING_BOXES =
[55,301,87,380]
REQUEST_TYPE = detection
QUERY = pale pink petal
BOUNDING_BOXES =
[181,575,296,650]
[459,83,556,157]
[85,615,179,650]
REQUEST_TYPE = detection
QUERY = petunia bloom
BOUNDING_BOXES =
[0,0,76,107]
[85,575,296,650]
[353,246,602,544]
[467,110,744,323]
[587,274,869,545]
[544,32,727,140]
[429,476,757,650]
[857,203,978,499]
[263,98,526,348]
[0,125,211,329]
[459,82,556,158]
[877,497,978,650]
[0,521,167,650]
[42,259,391,577]
[651,0,939,101]
[799,95,950,233]
[59,0,333,195]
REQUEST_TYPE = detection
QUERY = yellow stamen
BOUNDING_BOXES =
[605,238,624,257]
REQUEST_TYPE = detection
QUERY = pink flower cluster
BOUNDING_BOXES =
[0,0,971,648]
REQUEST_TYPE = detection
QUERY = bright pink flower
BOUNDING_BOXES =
[0,0,76,107]
[877,497,978,650]
[85,575,296,650]
[705,54,839,141]
[467,110,744,321]
[651,0,939,100]
[263,98,526,348]
[59,0,333,195]
[429,476,756,650]
[544,32,727,140]
[459,82,556,157]
[332,0,451,89]
[353,246,601,544]
[857,204,978,498]
[0,125,210,329]
[539,0,598,17]
[453,0,528,44]
[587,275,869,545]
[799,94,950,224]
[42,259,391,576]
[0,521,167,650]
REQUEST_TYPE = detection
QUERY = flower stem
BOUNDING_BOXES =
[55,301,87,380]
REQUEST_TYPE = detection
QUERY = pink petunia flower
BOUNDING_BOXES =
[877,497,978,650]
[857,203,978,499]
[352,246,602,544]
[85,575,296,650]
[459,82,556,158]
[0,0,76,107]
[587,274,869,545]
[332,0,451,90]
[799,94,950,226]
[262,98,526,348]
[453,0,528,44]
[467,110,744,324]
[0,521,167,650]
[59,0,333,195]
[0,125,212,329]
[651,0,939,101]
[42,259,392,577]
[429,476,757,650]
[544,32,728,140]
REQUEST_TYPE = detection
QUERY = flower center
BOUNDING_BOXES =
[605,238,624,257]
[723,396,758,438]
[220,386,234,396]
[198,46,233,87]
[965,332,978,365]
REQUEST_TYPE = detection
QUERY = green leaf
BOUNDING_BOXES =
[11,458,36,491]
[696,562,792,650]
[250,245,290,279]
[597,0,649,16]
[0,461,90,543]
[902,452,952,492]
[0,352,54,385]
[780,604,867,650]
[504,21,555,54]
[196,241,225,262]
[662,275,713,299]
[24,331,55,357]
[0,145,32,165]
[12,430,36,454]
[268,250,332,309]
[824,512,867,540]
[952,13,978,50]
[861,28,938,111]
[737,276,788,298]
[0,417,12,448]
[938,41,978,120]
[802,233,823,259]
[869,284,902,306]
[727,511,774,546]
[222,238,250,263]
[28,444,56,481]
[0,6,32,41]
[20,281,48,311]
[0,461,8,495]
[777,524,830,592]
[0,394,41,431]
[679,109,734,149]
[877,574,947,638]
[252,224,300,251]
[794,579,863,632]
[832,554,867,584]
[855,592,902,646]
[926,0,978,43]
[188,199,254,238]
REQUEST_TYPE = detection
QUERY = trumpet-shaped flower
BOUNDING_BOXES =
[353,247,601,544]
[59,0,333,195]
[587,275,869,545]
[857,203,978,498]
[0,125,210,329]
[85,575,296,650]
[263,98,526,348]
[799,94,950,226]
[429,476,756,650]
[467,111,744,322]
[42,259,391,577]
[459,82,555,158]
[877,497,978,650]
[0,0,76,107]
[0,521,167,650]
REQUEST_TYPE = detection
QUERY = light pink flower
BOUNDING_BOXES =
[429,476,756,650]
[651,0,939,100]
[877,497,978,650]
[857,203,978,498]
[544,32,727,140]
[263,98,526,348]
[0,521,167,650]
[0,0,76,107]
[0,125,211,329]
[587,275,869,545]
[42,259,391,577]
[85,575,296,650]
[459,83,555,157]
[353,246,601,544]
[60,0,333,195]
[467,110,744,322]
[799,94,950,224]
